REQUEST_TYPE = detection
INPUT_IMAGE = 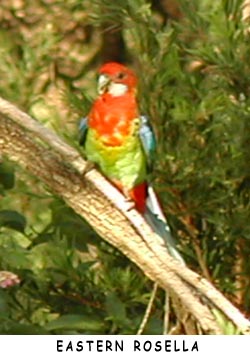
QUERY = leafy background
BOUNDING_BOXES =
[0,0,250,334]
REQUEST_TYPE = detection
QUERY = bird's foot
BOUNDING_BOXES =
[81,161,95,176]
[122,197,135,212]
[122,188,136,212]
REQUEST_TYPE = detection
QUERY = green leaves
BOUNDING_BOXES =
[0,162,15,191]
[212,309,240,335]
[0,210,26,233]
[45,314,105,333]
[105,292,130,328]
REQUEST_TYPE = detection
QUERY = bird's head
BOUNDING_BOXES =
[97,62,138,97]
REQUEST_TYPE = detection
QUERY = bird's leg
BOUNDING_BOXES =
[122,187,136,212]
[81,161,95,176]
[110,181,135,211]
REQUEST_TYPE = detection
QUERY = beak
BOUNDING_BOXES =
[98,74,111,94]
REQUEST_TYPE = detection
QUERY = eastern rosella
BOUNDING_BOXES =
[79,62,184,263]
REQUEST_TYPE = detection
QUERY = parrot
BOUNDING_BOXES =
[79,62,184,264]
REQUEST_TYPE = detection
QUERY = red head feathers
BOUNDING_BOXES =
[98,62,138,93]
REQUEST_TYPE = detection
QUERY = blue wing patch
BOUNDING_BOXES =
[139,115,156,170]
[79,117,88,146]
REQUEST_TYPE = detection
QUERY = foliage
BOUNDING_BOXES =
[0,0,250,334]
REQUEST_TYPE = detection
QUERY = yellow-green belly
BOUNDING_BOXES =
[85,129,146,190]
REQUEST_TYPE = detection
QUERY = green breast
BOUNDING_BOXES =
[85,128,146,190]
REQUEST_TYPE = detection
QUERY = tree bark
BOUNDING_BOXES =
[0,97,249,335]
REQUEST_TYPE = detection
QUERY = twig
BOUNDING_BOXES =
[137,283,158,335]
[242,0,250,34]
[163,292,170,334]
[179,215,213,282]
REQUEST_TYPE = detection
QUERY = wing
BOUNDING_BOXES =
[139,115,156,171]
[79,117,89,146]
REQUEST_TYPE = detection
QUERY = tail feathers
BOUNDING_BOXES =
[144,186,185,265]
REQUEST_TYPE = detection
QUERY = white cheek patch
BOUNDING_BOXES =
[109,82,128,96]
[98,75,109,94]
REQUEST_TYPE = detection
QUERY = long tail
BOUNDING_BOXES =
[144,185,185,265]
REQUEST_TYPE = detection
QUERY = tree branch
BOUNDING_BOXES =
[0,96,249,334]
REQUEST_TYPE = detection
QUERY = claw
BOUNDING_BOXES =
[81,161,95,176]
[122,188,136,211]
[123,196,135,212]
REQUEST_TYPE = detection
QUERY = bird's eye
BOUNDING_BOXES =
[116,72,126,79]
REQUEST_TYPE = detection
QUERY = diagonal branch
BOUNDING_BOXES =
[0,96,249,334]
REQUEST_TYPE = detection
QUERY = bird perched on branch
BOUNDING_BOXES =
[79,62,184,263]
